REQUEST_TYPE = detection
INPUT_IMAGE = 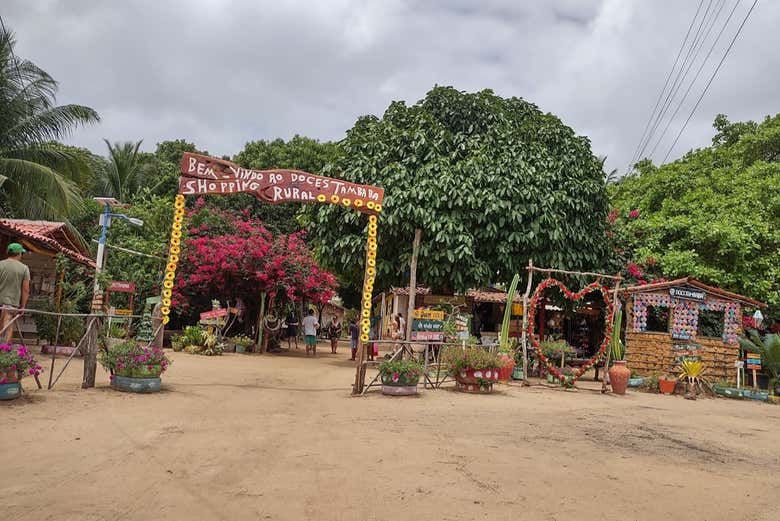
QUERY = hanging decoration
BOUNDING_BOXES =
[527,278,615,384]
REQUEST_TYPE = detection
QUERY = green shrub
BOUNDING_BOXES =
[443,347,502,373]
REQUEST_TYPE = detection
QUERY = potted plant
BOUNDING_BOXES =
[607,308,630,395]
[443,347,502,393]
[658,374,677,395]
[0,344,42,400]
[379,359,423,396]
[99,340,171,393]
[230,334,254,353]
[496,341,517,382]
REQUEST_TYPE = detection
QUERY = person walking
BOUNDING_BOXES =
[348,319,359,360]
[0,243,30,343]
[327,315,342,354]
[285,311,299,350]
[301,308,319,356]
[397,312,406,340]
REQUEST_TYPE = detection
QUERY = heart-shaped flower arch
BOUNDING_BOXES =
[527,278,615,384]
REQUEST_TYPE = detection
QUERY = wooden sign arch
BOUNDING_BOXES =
[159,153,383,393]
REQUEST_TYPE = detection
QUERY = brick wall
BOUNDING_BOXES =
[624,331,738,383]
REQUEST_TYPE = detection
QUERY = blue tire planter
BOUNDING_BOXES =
[628,377,644,388]
[110,374,161,393]
[0,382,21,400]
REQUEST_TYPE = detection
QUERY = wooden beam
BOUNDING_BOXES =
[404,229,422,343]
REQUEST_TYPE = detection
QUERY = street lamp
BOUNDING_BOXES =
[92,198,143,309]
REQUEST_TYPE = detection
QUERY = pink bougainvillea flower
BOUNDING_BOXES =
[629,209,640,218]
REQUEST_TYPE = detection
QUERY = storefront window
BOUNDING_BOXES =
[698,309,725,338]
[646,305,669,333]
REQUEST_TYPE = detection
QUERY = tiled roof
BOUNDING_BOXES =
[622,277,765,307]
[468,288,523,304]
[0,219,95,267]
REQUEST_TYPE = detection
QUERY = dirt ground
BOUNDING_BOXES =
[2,343,779,521]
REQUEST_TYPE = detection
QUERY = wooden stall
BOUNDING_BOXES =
[0,219,94,342]
[623,277,765,384]
[468,288,523,345]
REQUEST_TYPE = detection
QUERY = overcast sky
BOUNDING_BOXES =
[3,0,776,174]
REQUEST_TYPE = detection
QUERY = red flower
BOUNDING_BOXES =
[629,209,640,219]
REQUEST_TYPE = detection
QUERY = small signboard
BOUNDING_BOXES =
[412,319,444,332]
[113,308,133,316]
[746,354,761,371]
[669,286,706,302]
[410,331,444,342]
[200,308,228,321]
[672,343,701,351]
[108,280,136,293]
[413,309,445,321]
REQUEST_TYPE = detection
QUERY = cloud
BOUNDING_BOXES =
[4,0,777,174]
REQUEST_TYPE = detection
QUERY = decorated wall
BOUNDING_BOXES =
[625,290,742,383]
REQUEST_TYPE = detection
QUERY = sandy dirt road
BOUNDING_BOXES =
[2,347,779,521]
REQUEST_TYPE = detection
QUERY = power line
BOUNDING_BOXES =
[629,0,704,168]
[662,0,759,163]
[634,0,717,164]
[646,0,735,159]
[629,0,705,167]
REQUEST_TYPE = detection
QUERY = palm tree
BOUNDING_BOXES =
[99,140,155,201]
[0,26,99,219]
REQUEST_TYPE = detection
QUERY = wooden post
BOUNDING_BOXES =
[521,259,534,384]
[47,315,62,389]
[601,276,622,393]
[81,316,101,389]
[353,223,378,395]
[404,229,422,345]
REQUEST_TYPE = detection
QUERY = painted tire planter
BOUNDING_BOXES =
[628,377,645,388]
[380,372,419,396]
[454,368,499,394]
[1,367,19,384]
[0,382,21,400]
[110,374,161,393]
[235,345,246,353]
[511,366,524,380]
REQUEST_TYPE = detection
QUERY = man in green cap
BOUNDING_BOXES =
[0,243,30,342]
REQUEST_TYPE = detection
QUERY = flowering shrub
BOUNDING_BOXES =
[379,359,423,386]
[0,344,42,382]
[98,341,171,377]
[443,347,502,373]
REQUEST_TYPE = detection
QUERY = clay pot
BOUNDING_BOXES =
[608,360,630,395]
[658,378,677,395]
[497,355,515,382]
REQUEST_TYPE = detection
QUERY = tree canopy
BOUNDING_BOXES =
[0,27,99,219]
[610,114,780,312]
[304,86,610,293]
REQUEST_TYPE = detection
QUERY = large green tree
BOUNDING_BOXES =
[0,27,99,219]
[610,114,780,312]
[305,86,610,292]
[232,135,337,234]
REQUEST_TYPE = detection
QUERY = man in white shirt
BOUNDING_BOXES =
[398,312,406,340]
[301,308,320,356]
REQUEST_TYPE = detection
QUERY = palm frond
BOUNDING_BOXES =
[0,157,83,219]
[6,104,100,149]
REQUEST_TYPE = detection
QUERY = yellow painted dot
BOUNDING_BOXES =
[354,200,364,207]
[162,316,170,325]
[342,198,351,206]
[169,254,179,264]
[366,201,375,209]
[330,195,340,204]
[360,334,369,342]
[166,263,177,273]
[162,297,172,307]
[163,280,174,289]
[375,205,382,213]
[367,258,375,267]
[161,306,170,315]
[367,267,375,276]
[162,289,172,298]
[317,194,327,202]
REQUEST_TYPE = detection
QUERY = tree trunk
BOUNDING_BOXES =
[261,294,276,353]
[256,292,267,351]
[405,229,423,343]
